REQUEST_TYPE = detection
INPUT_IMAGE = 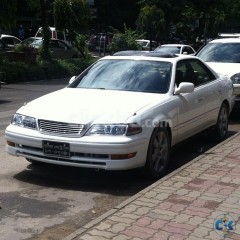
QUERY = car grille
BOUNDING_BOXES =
[38,120,86,137]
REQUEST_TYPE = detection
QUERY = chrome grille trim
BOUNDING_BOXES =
[38,120,86,137]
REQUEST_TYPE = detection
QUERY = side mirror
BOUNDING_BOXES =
[69,76,76,84]
[233,84,240,95]
[175,82,194,94]
[182,52,188,55]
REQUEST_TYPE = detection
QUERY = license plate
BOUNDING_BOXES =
[42,140,70,158]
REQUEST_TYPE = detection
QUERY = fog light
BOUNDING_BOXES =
[111,152,137,160]
[7,141,15,147]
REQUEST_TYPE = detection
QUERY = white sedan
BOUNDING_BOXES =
[196,38,240,104]
[5,52,235,179]
[154,44,196,55]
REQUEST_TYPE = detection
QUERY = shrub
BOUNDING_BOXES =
[0,57,97,84]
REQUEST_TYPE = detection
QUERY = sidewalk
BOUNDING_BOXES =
[65,132,240,240]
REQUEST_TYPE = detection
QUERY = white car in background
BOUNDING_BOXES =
[136,39,159,50]
[154,44,196,55]
[0,34,22,48]
[5,52,236,179]
[196,38,240,104]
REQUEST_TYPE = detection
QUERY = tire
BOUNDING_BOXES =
[145,127,170,179]
[214,103,228,142]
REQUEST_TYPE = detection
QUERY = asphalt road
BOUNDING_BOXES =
[0,79,239,240]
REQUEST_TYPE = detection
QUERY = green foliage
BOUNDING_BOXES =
[14,44,36,53]
[0,57,96,84]
[136,5,165,40]
[0,0,17,29]
[108,25,143,53]
[73,34,90,59]
[54,0,90,40]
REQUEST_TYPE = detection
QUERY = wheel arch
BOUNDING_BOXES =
[222,99,230,115]
[154,120,172,146]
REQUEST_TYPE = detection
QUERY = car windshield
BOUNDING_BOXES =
[136,40,148,47]
[70,59,172,93]
[155,46,181,54]
[197,43,240,63]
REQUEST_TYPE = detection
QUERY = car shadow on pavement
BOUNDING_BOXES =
[13,114,239,196]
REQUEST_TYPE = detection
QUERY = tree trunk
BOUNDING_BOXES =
[39,0,51,60]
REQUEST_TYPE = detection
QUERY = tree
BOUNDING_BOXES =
[54,0,90,41]
[136,5,165,48]
[95,0,140,32]
[39,0,51,60]
[108,25,143,53]
[0,0,17,30]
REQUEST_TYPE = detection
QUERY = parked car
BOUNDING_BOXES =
[217,33,240,38]
[5,52,236,179]
[196,38,240,105]
[35,27,71,46]
[136,39,159,50]
[0,34,22,48]
[154,44,196,55]
[18,37,79,59]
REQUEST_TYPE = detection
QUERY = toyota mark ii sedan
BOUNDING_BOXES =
[5,52,236,179]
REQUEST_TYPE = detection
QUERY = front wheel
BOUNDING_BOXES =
[214,103,229,142]
[145,127,170,179]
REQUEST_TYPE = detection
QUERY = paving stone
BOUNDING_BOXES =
[132,200,157,208]
[149,230,172,240]
[86,229,116,239]
[155,192,171,200]
[168,234,187,240]
[111,235,131,240]
[108,215,136,224]
[191,226,211,238]
[94,221,111,231]
[187,216,205,226]
[78,234,107,240]
[109,222,129,234]
[186,236,203,240]
[134,206,152,215]
[123,225,156,239]
[174,214,192,224]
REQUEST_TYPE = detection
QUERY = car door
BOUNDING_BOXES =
[174,59,206,141]
[188,59,223,126]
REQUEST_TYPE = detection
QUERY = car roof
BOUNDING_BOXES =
[0,34,21,40]
[105,50,198,63]
[218,33,240,38]
[209,38,240,43]
[160,44,191,47]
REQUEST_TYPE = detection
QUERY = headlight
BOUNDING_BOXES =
[231,73,240,84]
[85,123,142,136]
[11,114,37,130]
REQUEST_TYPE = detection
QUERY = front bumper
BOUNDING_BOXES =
[5,125,149,170]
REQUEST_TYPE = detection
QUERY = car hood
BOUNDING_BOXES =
[205,62,240,78]
[17,88,166,124]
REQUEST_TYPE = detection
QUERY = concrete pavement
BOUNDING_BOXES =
[64,132,240,240]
